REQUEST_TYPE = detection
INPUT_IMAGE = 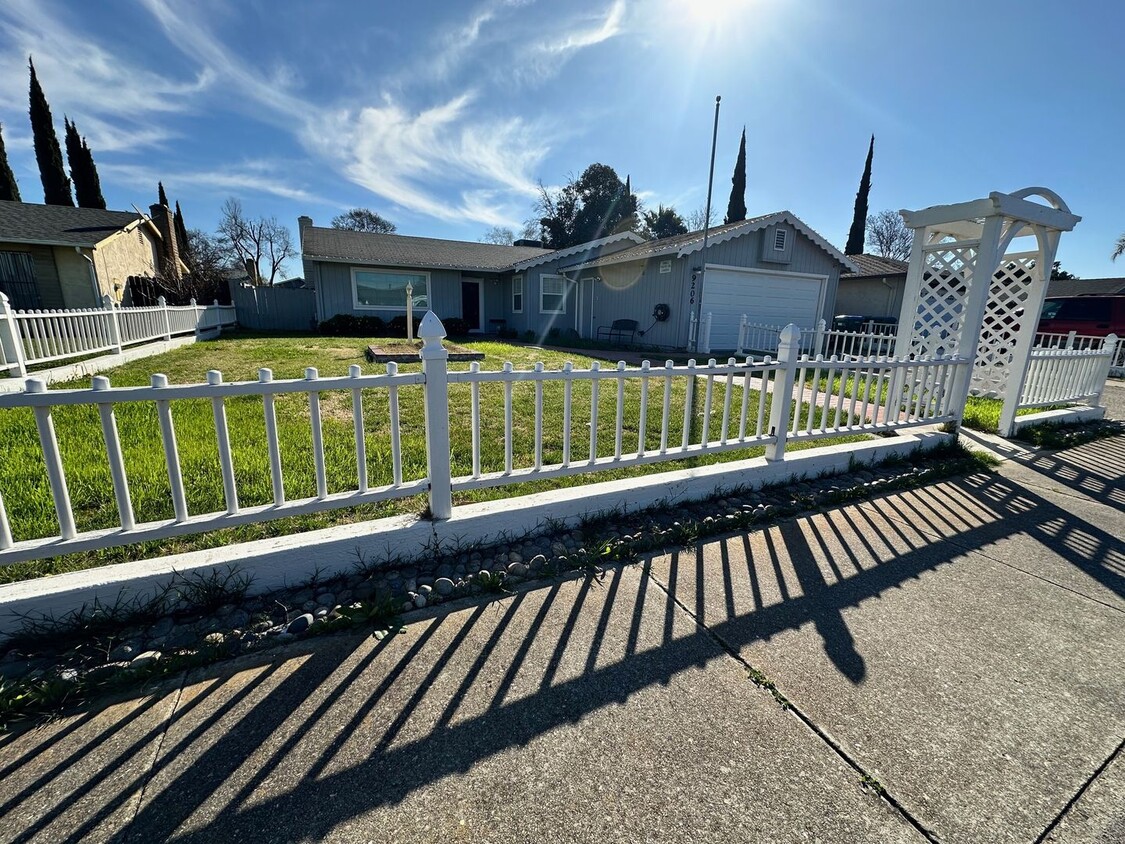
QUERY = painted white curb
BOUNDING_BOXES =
[0,430,950,636]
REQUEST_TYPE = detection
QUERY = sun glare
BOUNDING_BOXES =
[682,0,755,27]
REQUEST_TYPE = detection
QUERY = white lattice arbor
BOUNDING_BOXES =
[895,187,1081,435]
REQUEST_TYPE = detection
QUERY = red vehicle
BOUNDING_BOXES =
[1037,296,1125,338]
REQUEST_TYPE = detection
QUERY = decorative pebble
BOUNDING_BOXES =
[507,562,528,577]
[314,592,336,607]
[434,577,455,596]
[203,632,226,648]
[287,613,314,635]
[131,650,162,668]
[413,593,427,609]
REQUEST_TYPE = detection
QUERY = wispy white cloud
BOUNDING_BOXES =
[0,0,210,149]
[537,0,626,55]
[100,161,333,206]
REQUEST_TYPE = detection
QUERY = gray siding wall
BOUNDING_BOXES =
[314,261,463,323]
[576,258,689,348]
[834,277,905,320]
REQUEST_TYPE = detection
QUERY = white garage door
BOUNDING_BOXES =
[701,268,824,350]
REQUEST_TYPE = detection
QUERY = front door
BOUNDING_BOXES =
[461,279,481,331]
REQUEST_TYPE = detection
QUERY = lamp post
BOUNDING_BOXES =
[406,282,414,341]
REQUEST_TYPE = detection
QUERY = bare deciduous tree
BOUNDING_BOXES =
[217,198,295,286]
[480,225,515,245]
[685,205,717,232]
[864,209,913,261]
[1113,232,1125,261]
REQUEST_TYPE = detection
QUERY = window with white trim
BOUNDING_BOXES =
[352,268,429,310]
[773,228,788,251]
[540,274,566,314]
[512,275,523,313]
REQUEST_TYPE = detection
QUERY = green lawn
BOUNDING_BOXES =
[0,332,868,582]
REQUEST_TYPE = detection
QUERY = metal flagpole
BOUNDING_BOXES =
[694,95,721,351]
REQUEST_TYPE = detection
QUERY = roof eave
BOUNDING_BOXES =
[302,254,514,274]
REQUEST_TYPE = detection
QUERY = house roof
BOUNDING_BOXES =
[301,226,554,272]
[508,231,646,271]
[559,212,859,273]
[841,253,908,278]
[0,200,149,248]
[1046,277,1125,298]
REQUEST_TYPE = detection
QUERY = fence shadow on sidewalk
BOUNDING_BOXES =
[1,469,1122,843]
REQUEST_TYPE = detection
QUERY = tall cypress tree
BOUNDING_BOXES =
[28,57,73,206]
[0,123,21,202]
[724,127,747,224]
[158,181,169,207]
[79,135,106,209]
[173,200,191,259]
[845,134,874,255]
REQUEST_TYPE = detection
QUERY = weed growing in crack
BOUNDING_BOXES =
[859,774,885,794]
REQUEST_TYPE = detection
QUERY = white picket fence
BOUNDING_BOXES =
[0,292,237,378]
[0,315,971,565]
[729,316,898,359]
[1018,334,1119,410]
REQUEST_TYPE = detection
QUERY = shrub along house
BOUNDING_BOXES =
[298,210,855,350]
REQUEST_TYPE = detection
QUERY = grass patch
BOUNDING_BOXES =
[0,332,872,582]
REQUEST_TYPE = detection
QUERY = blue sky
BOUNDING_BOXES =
[0,0,1121,279]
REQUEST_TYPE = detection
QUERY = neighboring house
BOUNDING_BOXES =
[1045,277,1125,298]
[834,254,909,321]
[298,210,856,350]
[0,200,186,310]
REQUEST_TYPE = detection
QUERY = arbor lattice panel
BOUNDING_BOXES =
[905,243,978,359]
[970,255,1039,398]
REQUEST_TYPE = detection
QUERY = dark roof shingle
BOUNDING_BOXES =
[1046,277,1125,297]
[301,226,553,272]
[0,200,146,247]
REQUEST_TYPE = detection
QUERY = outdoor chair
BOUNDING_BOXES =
[596,318,639,344]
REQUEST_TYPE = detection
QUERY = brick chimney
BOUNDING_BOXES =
[149,203,182,281]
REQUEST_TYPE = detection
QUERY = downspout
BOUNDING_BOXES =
[76,247,102,304]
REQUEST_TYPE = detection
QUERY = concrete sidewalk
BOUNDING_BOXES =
[1,438,1122,843]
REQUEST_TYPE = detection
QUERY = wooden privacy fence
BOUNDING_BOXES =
[229,283,317,331]
[0,293,237,377]
[0,314,971,565]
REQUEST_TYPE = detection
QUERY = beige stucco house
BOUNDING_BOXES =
[0,200,186,310]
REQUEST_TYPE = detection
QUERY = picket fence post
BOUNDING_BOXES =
[1092,334,1118,409]
[736,313,747,356]
[765,324,800,462]
[813,319,827,357]
[701,312,713,354]
[158,296,172,341]
[101,294,124,354]
[688,310,697,348]
[0,292,28,377]
[190,298,200,338]
[418,312,453,520]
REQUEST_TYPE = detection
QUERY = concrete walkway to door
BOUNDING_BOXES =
[1,434,1122,842]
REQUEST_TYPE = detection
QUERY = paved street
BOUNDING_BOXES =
[1,432,1122,843]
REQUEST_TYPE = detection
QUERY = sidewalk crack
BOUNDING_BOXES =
[640,563,940,843]
[1035,736,1125,843]
[118,670,189,844]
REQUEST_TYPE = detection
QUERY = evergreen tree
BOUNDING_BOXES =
[723,128,747,224]
[158,181,169,207]
[28,57,73,206]
[845,134,874,255]
[79,135,105,209]
[64,118,106,208]
[174,201,190,256]
[0,123,20,202]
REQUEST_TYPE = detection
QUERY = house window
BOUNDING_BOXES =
[0,251,42,310]
[773,228,788,251]
[540,275,566,314]
[512,275,523,313]
[352,268,429,310]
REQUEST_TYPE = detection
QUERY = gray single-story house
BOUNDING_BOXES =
[298,211,856,350]
[834,253,909,322]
